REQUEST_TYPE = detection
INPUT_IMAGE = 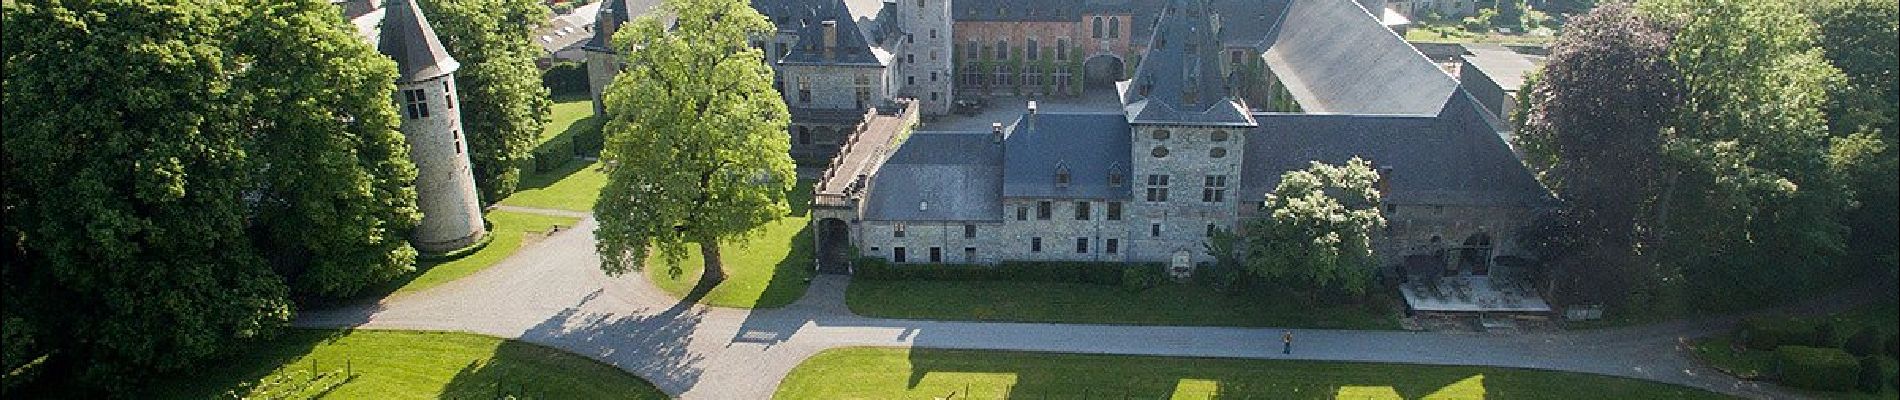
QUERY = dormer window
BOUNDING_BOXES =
[1055,166,1071,188]
[1108,163,1125,187]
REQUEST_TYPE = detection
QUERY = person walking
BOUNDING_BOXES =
[1281,330,1293,354]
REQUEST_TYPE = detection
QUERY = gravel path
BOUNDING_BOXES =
[299,217,1830,399]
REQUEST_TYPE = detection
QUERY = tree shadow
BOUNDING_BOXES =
[891,348,1490,399]
[505,288,708,397]
[141,328,355,398]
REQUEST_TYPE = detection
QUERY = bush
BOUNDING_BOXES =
[853,258,1162,287]
[1774,346,1860,392]
[1738,316,1836,350]
[571,118,605,157]
[541,61,589,97]
[1844,326,1883,357]
[1857,356,1885,393]
[530,137,577,173]
[1121,263,1163,291]
[1888,333,1898,358]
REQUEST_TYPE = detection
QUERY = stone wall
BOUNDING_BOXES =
[1126,124,1249,264]
[780,63,890,111]
[895,0,955,115]
[953,20,1123,97]
[398,74,487,252]
[584,49,620,115]
[1377,203,1539,275]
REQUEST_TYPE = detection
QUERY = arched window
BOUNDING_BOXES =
[1057,39,1069,61]
[1108,17,1120,38]
[1026,39,1039,60]
[1210,130,1229,142]
[1055,165,1071,187]
[1209,147,1227,158]
[1092,17,1104,38]
[996,40,1009,60]
[1151,129,1171,140]
[1151,146,1170,158]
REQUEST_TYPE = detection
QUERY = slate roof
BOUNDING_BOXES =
[1460,45,1539,93]
[1260,0,1458,115]
[1002,113,1134,199]
[1119,0,1256,127]
[378,0,459,82]
[1239,94,1554,208]
[862,133,1005,222]
[583,0,663,52]
[754,0,889,66]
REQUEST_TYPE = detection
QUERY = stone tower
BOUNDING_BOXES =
[1118,0,1256,266]
[380,0,487,253]
[583,0,631,116]
[896,0,954,115]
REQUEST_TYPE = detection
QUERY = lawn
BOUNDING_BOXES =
[641,182,815,309]
[775,347,1733,400]
[847,280,1400,329]
[146,329,665,399]
[498,97,608,213]
[1403,22,1555,45]
[385,210,578,296]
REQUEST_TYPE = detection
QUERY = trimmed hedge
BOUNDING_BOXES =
[853,257,1161,287]
[542,61,589,97]
[530,136,577,173]
[1773,346,1860,392]
[1737,316,1838,351]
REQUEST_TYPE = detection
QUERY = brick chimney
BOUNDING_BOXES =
[1027,101,1039,132]
[991,122,1005,144]
[822,20,838,61]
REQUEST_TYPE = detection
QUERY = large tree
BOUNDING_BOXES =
[1233,158,1386,296]
[419,0,552,204]
[3,0,422,390]
[1811,0,1898,280]
[593,0,795,295]
[1513,1,1678,305]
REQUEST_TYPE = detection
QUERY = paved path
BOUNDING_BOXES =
[301,217,1831,399]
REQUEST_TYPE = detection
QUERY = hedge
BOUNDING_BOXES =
[1844,326,1883,357]
[541,61,589,97]
[1856,356,1885,393]
[1737,316,1838,351]
[1773,346,1860,392]
[853,257,1162,287]
[530,136,577,173]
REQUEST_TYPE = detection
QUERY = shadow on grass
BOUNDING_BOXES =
[143,329,353,399]
[505,289,707,398]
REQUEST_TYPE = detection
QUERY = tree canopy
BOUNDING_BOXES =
[419,0,553,204]
[3,0,420,390]
[592,0,795,294]
[1231,158,1386,295]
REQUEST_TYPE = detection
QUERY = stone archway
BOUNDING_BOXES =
[1083,54,1125,89]
[816,218,851,274]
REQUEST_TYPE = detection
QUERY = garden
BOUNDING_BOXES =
[1690,300,1899,398]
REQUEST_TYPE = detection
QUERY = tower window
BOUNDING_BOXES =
[1202,175,1228,203]
[402,88,430,119]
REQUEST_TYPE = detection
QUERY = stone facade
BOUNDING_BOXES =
[953,17,1137,97]
[585,48,621,115]
[896,0,956,114]
[1126,125,1248,265]
[398,74,488,253]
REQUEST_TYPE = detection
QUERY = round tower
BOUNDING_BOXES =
[381,0,487,252]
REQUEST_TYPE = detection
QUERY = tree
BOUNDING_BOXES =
[233,0,422,297]
[419,0,553,204]
[1811,0,1898,280]
[593,0,795,296]
[1640,0,1851,302]
[1514,1,1678,306]
[1235,158,1386,295]
[2,0,291,389]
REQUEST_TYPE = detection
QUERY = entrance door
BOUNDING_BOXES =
[816,218,852,274]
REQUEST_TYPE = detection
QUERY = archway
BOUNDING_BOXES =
[816,218,851,274]
[1458,233,1493,276]
[1083,54,1125,89]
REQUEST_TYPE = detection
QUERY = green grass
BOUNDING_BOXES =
[847,280,1400,329]
[1690,336,1774,380]
[147,329,665,399]
[498,97,608,213]
[1689,299,1900,399]
[640,182,815,309]
[774,347,1734,400]
[541,96,596,144]
[386,211,579,296]
[1404,22,1554,45]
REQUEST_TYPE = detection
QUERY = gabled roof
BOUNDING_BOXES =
[1002,113,1134,199]
[1239,94,1554,208]
[583,0,664,52]
[1260,0,1458,115]
[862,133,1005,222]
[378,0,459,82]
[754,0,890,66]
[1118,0,1256,127]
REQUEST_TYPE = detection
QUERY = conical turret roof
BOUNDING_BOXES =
[379,0,460,82]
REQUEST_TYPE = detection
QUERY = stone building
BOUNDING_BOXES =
[346,0,489,252]
[834,0,1554,281]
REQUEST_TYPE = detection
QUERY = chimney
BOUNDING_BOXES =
[991,122,1005,144]
[598,7,618,39]
[822,20,838,60]
[1378,166,1394,197]
[1027,101,1038,132]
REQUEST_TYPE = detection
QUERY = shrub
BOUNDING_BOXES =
[1738,316,1835,350]
[1121,264,1163,291]
[1856,356,1884,393]
[541,61,589,97]
[853,258,1163,287]
[1812,318,1840,347]
[531,137,577,173]
[1773,346,1860,392]
[1844,326,1883,357]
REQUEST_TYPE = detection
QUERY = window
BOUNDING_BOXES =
[1231,50,1245,65]
[1057,39,1069,61]
[894,247,907,263]
[1075,201,1090,220]
[1152,129,1172,140]
[907,54,915,64]
[452,130,462,154]
[1109,171,1124,187]
[908,76,916,86]
[1092,16,1104,38]
[995,40,1009,60]
[855,87,871,109]
[965,247,977,262]
[1145,174,1170,202]
[1386,204,1397,214]
[929,247,942,263]
[402,88,430,119]
[1075,237,1089,253]
[797,126,811,145]
[917,0,923,8]
[1151,223,1162,237]
[1210,130,1229,142]
[1026,39,1039,60]
[931,72,939,82]
[1031,237,1043,252]
[1108,17,1120,38]
[964,224,977,238]
[1202,175,1228,203]
[1055,167,1070,187]
[1209,147,1227,158]
[932,92,940,101]
[1037,201,1052,220]
[931,50,939,61]
[894,223,907,237]
[1151,146,1169,158]
[1107,201,1123,221]
[1106,238,1119,254]
[930,29,938,39]
[797,77,812,103]
[775,43,788,59]
[1017,206,1028,220]
[1206,224,1218,237]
